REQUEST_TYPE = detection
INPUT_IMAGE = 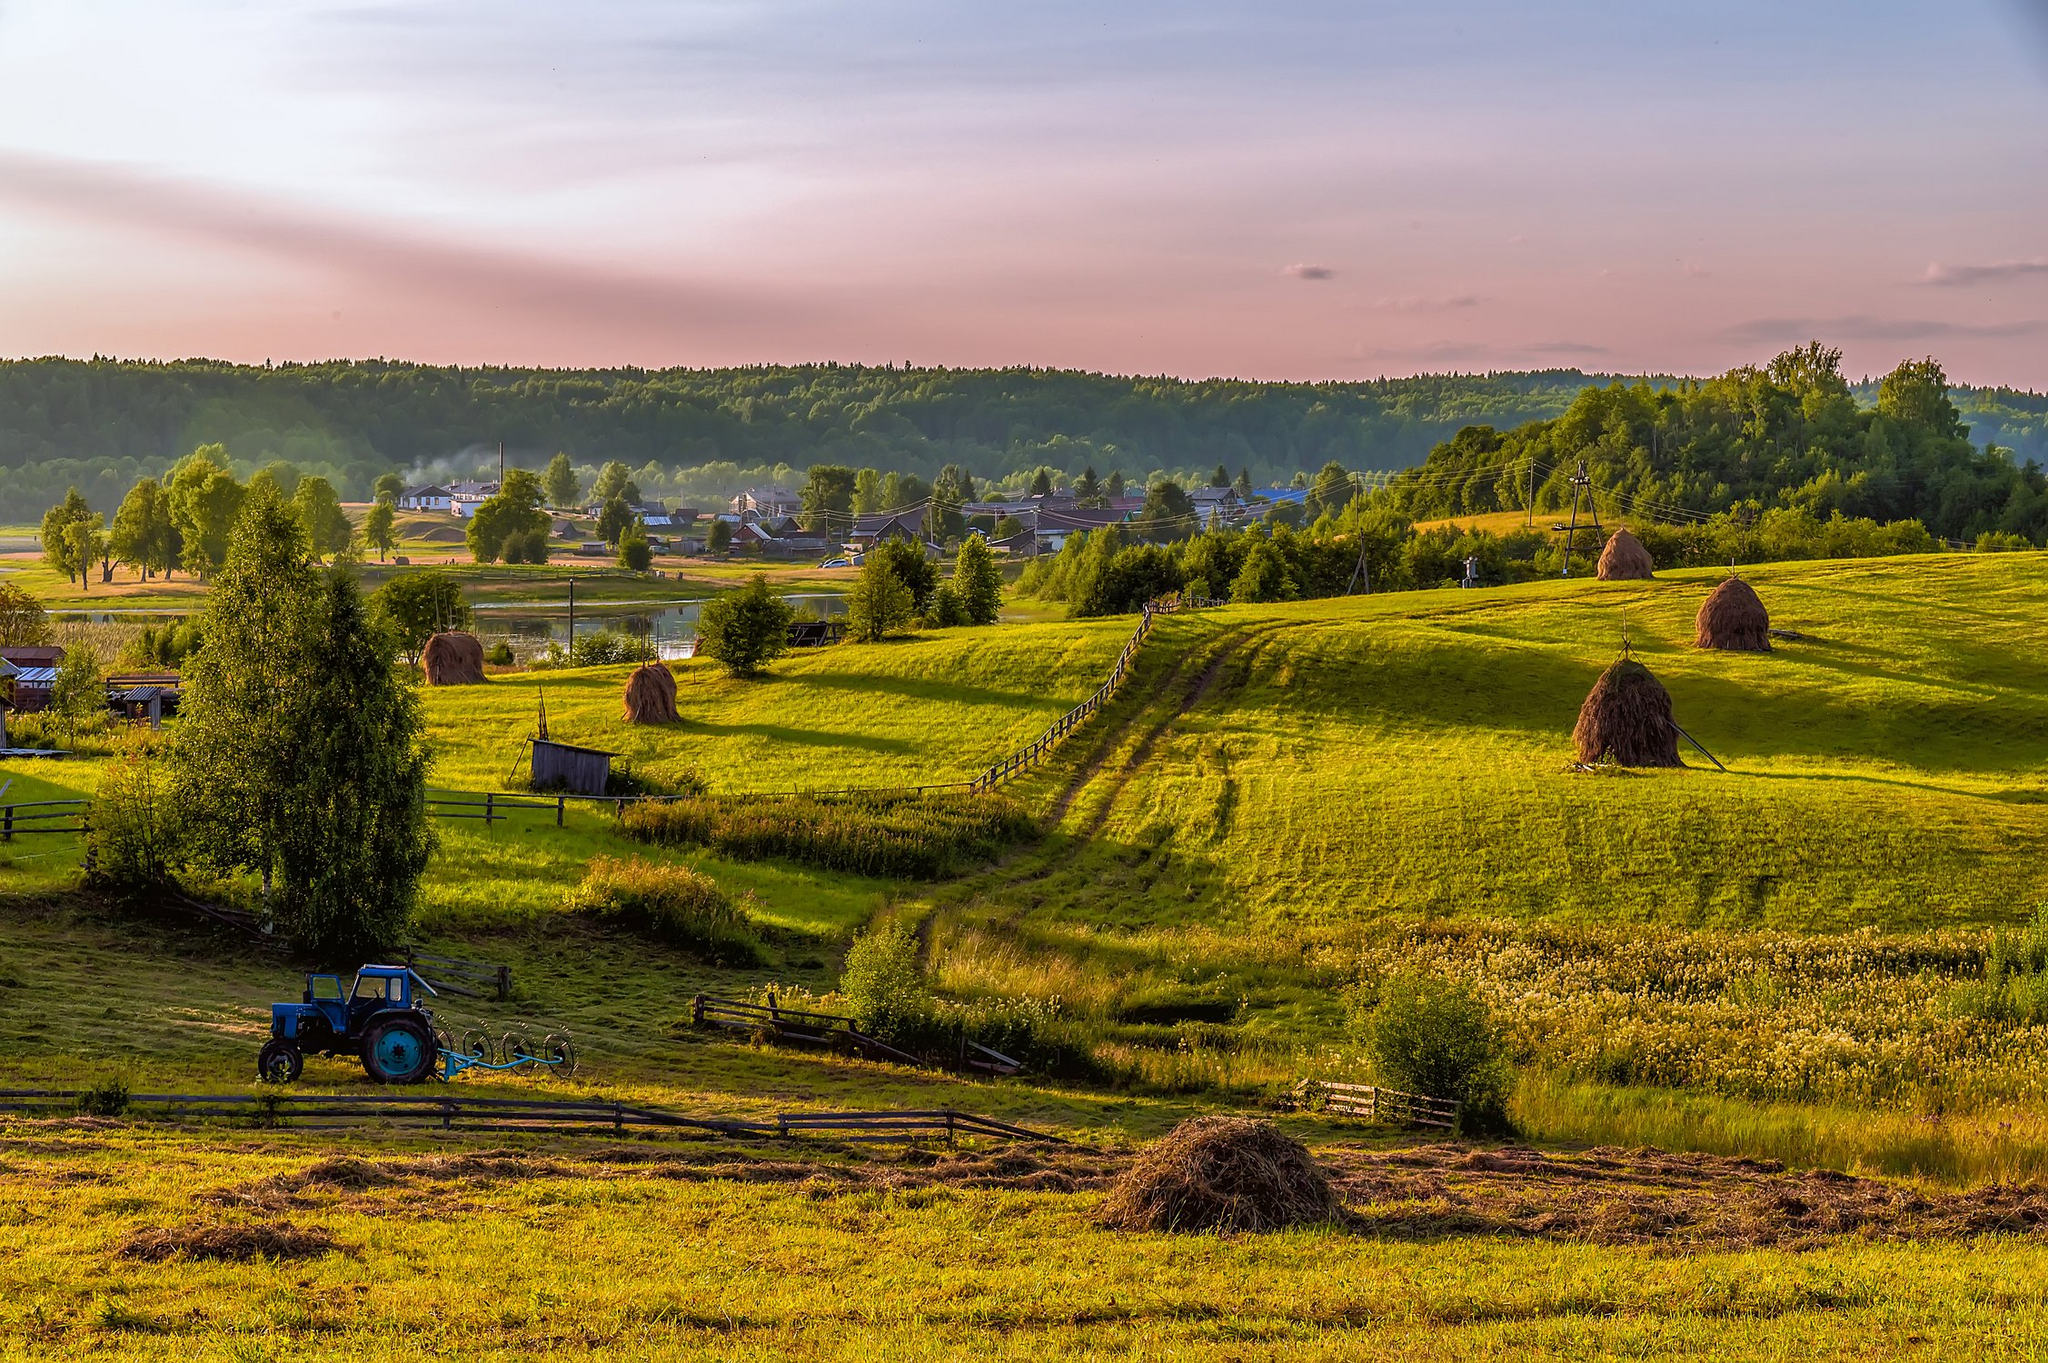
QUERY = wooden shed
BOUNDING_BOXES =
[530,739,615,796]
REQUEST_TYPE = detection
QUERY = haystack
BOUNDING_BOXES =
[1695,577,1771,652]
[1098,1116,1342,1233]
[622,661,679,724]
[1572,657,1682,767]
[421,631,487,686]
[1596,527,1655,580]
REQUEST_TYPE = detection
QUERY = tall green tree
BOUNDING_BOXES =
[110,477,177,580]
[173,485,431,952]
[1105,470,1126,499]
[845,553,915,642]
[800,464,857,533]
[293,476,353,559]
[1029,469,1054,497]
[930,464,973,542]
[874,538,938,612]
[168,449,245,577]
[591,460,632,505]
[595,496,635,547]
[373,471,406,503]
[695,575,793,677]
[619,524,653,571]
[852,467,884,514]
[40,487,93,584]
[707,518,734,554]
[953,532,1003,625]
[1135,480,1196,541]
[48,642,105,746]
[372,570,473,668]
[1074,466,1101,505]
[1209,464,1231,487]
[362,500,397,562]
[0,582,51,647]
[466,469,549,563]
[541,452,581,508]
[1308,461,1355,521]
[64,516,108,591]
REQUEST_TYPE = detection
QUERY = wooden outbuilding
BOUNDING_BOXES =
[530,739,615,795]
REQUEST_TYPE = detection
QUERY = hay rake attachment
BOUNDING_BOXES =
[433,1026,578,1082]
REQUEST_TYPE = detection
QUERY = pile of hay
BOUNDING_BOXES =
[1098,1116,1343,1233]
[1596,527,1655,580]
[422,631,487,685]
[1695,577,1771,652]
[118,1219,338,1262]
[622,662,679,723]
[1573,657,1682,767]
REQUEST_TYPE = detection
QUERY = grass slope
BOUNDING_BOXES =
[1018,553,2048,932]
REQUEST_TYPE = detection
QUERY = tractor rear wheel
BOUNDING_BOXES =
[258,1039,303,1084]
[360,1016,437,1084]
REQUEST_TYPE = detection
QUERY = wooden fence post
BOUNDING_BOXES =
[495,965,511,1002]
[485,791,496,826]
[556,796,565,828]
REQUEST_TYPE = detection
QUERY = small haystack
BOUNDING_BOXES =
[1098,1116,1343,1233]
[1695,577,1772,652]
[422,631,487,686]
[622,661,679,724]
[1573,657,1682,767]
[1596,527,1655,580]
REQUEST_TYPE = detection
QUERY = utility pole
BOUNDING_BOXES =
[1561,460,1591,578]
[566,578,576,656]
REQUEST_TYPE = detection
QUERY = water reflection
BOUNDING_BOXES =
[475,594,846,661]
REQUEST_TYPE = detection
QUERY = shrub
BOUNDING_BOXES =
[570,629,656,666]
[1355,971,1511,1133]
[77,1076,129,1117]
[922,582,971,629]
[121,618,203,669]
[501,527,550,564]
[84,741,182,894]
[619,790,1034,879]
[696,574,793,677]
[561,855,762,965]
[484,641,514,666]
[839,922,932,1042]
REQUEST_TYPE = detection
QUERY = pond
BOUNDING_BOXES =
[60,594,848,663]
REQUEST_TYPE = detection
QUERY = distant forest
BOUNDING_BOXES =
[0,353,2040,525]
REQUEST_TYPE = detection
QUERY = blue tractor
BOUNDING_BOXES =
[260,965,442,1085]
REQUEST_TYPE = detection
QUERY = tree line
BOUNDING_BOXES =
[1374,346,2048,543]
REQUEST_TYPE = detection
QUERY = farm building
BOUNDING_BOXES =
[530,738,616,795]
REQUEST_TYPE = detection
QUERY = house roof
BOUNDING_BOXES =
[11,666,57,686]
[402,484,451,498]
[0,647,64,666]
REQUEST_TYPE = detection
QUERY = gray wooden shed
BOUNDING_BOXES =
[530,739,615,796]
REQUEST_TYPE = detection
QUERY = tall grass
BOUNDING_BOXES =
[560,854,763,965]
[621,791,1036,879]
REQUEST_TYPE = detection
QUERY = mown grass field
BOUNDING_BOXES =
[6,550,2048,1357]
[1012,553,2048,932]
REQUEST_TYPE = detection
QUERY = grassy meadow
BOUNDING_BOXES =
[6,549,2048,1357]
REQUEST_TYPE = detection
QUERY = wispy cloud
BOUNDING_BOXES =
[1371,294,1482,312]
[1527,341,1609,357]
[1283,263,1335,280]
[1920,259,2048,287]
[0,150,814,344]
[1720,314,2042,345]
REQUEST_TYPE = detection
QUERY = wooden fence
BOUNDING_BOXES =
[0,798,88,840]
[1291,1079,1460,1131]
[967,595,1222,793]
[693,993,1022,1076]
[0,1089,1062,1144]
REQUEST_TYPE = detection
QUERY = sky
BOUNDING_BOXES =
[0,0,2045,385]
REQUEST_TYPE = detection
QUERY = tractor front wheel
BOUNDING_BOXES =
[258,1039,303,1084]
[360,1017,437,1085]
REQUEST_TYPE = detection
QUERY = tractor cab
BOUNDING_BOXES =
[263,964,439,1086]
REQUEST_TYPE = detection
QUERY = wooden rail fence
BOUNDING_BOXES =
[0,798,89,840]
[0,1089,1062,1144]
[1291,1079,1460,1131]
[693,993,1022,1076]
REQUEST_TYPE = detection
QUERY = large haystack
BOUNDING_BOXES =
[1695,577,1771,652]
[1573,657,1682,767]
[1098,1116,1342,1233]
[422,631,487,686]
[622,661,679,724]
[1596,527,1655,581]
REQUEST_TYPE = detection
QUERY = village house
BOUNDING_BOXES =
[449,480,500,519]
[730,485,800,520]
[397,484,452,512]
